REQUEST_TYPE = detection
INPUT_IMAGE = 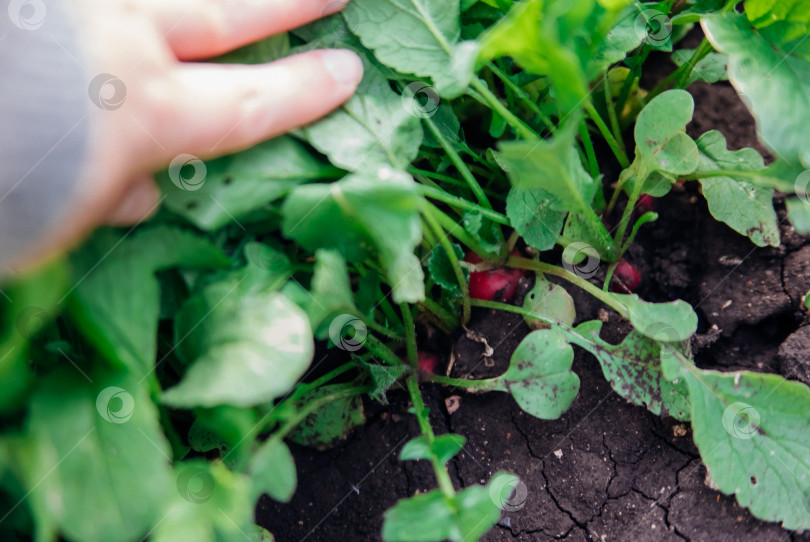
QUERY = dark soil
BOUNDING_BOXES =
[256,40,810,542]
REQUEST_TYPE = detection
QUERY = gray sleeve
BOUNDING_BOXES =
[0,0,89,265]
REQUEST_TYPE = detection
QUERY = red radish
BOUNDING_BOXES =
[465,250,526,302]
[637,194,655,214]
[417,351,440,374]
[611,259,642,293]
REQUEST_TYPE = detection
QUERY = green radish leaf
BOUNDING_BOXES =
[634,90,698,175]
[288,385,366,450]
[8,369,173,542]
[479,0,632,113]
[702,11,810,166]
[213,33,289,64]
[151,460,253,542]
[671,49,728,86]
[69,226,229,374]
[400,434,466,465]
[188,406,259,469]
[497,123,595,211]
[522,275,576,330]
[695,130,779,247]
[461,211,502,256]
[345,0,479,97]
[613,294,698,341]
[383,472,512,542]
[786,197,810,234]
[562,210,619,261]
[307,249,357,336]
[682,368,810,529]
[506,186,567,252]
[428,243,468,295]
[561,321,690,420]
[300,63,423,171]
[485,329,580,419]
[162,278,313,408]
[592,5,646,69]
[0,259,69,412]
[282,167,424,304]
[358,361,410,404]
[158,137,336,231]
[249,439,297,503]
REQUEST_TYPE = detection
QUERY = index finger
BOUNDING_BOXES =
[149,0,349,60]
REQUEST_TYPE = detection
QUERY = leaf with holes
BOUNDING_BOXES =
[680,367,810,529]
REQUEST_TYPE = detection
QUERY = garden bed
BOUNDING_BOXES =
[259,66,810,542]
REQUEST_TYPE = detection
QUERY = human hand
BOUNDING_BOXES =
[20,0,362,266]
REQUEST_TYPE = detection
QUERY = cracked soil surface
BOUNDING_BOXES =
[257,35,810,542]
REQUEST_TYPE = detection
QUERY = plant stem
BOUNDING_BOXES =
[428,202,498,260]
[505,256,629,317]
[417,184,510,225]
[405,375,457,497]
[603,70,624,150]
[364,335,405,367]
[579,120,600,178]
[400,303,418,368]
[421,203,472,324]
[423,116,494,212]
[293,362,357,399]
[468,77,539,140]
[613,165,650,249]
[420,297,459,330]
[584,101,630,168]
[486,62,556,133]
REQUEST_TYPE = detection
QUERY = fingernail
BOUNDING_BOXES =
[321,49,363,89]
[322,1,348,16]
[108,181,160,226]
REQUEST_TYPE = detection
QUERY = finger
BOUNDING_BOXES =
[106,177,162,226]
[153,49,362,160]
[149,0,348,60]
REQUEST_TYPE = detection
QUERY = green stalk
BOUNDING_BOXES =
[400,304,418,369]
[423,116,494,212]
[468,77,539,140]
[579,121,600,178]
[603,70,624,150]
[505,256,629,317]
[422,202,471,324]
[486,62,556,133]
[417,184,510,225]
[420,297,459,331]
[364,335,406,367]
[613,165,650,248]
[291,362,357,400]
[428,202,498,260]
[406,375,456,497]
[584,101,630,168]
